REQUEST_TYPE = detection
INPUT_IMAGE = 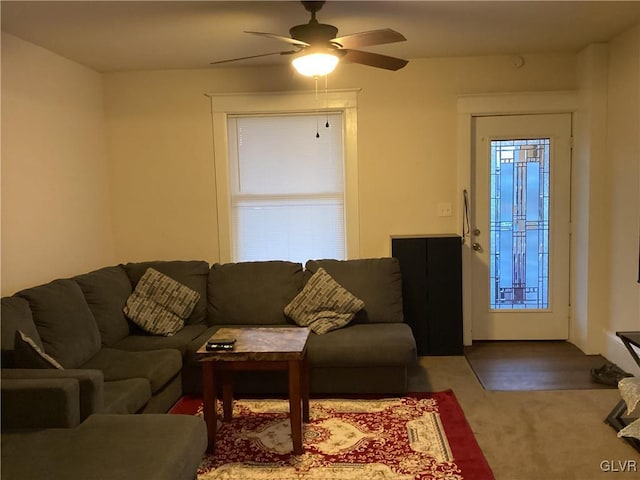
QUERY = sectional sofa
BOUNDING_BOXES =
[1,257,417,478]
[3,258,417,409]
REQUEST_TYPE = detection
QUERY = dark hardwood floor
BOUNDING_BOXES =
[464,340,619,391]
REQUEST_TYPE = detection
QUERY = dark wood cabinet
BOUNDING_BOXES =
[391,235,463,355]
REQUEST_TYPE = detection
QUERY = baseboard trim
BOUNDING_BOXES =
[604,330,640,376]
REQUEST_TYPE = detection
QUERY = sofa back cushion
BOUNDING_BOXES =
[305,258,404,324]
[0,296,40,367]
[74,266,132,346]
[122,260,209,326]
[208,261,303,325]
[16,279,102,368]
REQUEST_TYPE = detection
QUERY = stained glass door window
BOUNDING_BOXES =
[489,139,550,310]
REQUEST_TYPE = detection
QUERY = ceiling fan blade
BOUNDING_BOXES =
[342,49,408,71]
[210,51,297,65]
[245,31,309,47]
[332,29,406,49]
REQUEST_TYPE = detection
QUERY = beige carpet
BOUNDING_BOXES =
[408,356,640,480]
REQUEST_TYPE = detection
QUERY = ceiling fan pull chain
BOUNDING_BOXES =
[315,77,320,138]
[325,75,330,128]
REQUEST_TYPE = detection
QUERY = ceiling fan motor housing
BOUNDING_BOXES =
[292,0,339,47]
[289,22,338,46]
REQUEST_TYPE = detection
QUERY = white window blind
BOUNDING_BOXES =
[227,113,345,264]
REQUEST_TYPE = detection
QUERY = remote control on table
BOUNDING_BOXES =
[205,338,236,351]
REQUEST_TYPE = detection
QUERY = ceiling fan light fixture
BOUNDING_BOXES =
[292,51,339,77]
[213,2,408,73]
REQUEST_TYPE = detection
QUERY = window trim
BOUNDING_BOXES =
[208,89,360,263]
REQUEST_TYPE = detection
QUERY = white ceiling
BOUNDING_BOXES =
[2,1,640,73]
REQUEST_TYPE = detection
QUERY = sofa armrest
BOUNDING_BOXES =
[1,368,105,425]
[2,377,81,429]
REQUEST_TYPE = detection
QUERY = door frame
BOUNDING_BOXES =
[456,91,579,346]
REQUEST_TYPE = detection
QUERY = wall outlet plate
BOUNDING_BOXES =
[438,202,452,217]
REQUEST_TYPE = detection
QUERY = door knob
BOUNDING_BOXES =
[472,242,482,252]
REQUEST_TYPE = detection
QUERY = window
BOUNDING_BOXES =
[209,90,359,264]
[489,138,550,309]
[227,113,345,263]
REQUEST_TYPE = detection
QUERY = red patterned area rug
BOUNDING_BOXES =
[170,391,494,480]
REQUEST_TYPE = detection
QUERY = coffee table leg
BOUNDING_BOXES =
[202,361,217,453]
[221,370,233,421]
[302,354,310,423]
[288,359,303,455]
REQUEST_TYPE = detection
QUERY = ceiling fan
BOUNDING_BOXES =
[211,1,408,75]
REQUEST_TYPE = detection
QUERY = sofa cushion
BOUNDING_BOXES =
[306,323,417,367]
[305,258,404,324]
[142,375,183,414]
[1,377,82,429]
[285,268,364,334]
[0,414,207,480]
[74,266,132,346]
[81,347,181,394]
[208,261,303,325]
[1,296,40,367]
[122,261,209,325]
[16,280,102,369]
[1,368,105,423]
[112,324,207,355]
[14,331,64,369]
[102,378,152,414]
[124,268,200,336]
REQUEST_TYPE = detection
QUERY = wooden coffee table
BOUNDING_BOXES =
[196,327,311,454]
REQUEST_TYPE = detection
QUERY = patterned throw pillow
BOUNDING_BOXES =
[124,268,200,336]
[619,377,640,415]
[284,267,365,335]
[617,417,640,440]
[14,330,64,369]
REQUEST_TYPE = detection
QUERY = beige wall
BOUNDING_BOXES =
[603,25,640,374]
[104,53,576,263]
[1,33,116,295]
[573,43,610,354]
[4,28,636,364]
